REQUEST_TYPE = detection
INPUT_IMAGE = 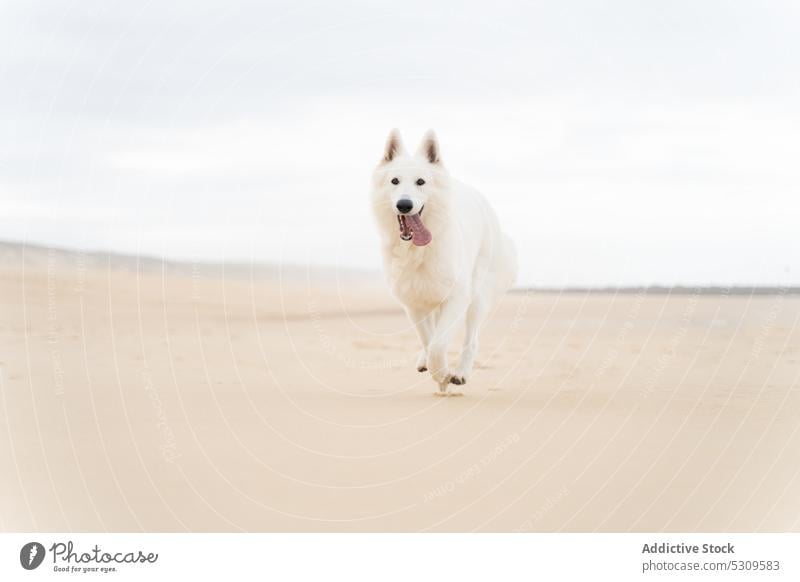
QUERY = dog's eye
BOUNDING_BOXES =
[416,178,425,186]
[391,177,400,185]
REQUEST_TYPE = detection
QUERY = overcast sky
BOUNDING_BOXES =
[2,0,798,286]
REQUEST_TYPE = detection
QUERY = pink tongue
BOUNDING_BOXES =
[407,213,432,246]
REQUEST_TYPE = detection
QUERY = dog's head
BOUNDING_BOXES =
[371,129,449,247]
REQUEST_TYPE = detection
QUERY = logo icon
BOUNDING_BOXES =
[20,542,46,570]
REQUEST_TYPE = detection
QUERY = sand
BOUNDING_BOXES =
[1,244,799,532]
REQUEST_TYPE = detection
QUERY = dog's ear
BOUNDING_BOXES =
[383,129,405,163]
[417,129,441,164]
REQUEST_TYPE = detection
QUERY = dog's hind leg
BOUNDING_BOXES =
[427,294,469,390]
[453,296,488,385]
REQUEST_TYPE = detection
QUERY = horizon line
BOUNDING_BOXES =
[1,239,797,294]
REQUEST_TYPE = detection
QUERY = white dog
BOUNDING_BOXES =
[371,129,517,393]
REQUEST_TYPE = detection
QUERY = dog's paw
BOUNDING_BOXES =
[430,370,453,386]
[432,372,452,395]
[416,351,428,373]
[452,363,471,385]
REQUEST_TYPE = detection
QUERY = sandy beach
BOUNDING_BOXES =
[1,243,798,532]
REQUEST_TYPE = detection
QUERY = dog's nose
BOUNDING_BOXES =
[396,199,414,214]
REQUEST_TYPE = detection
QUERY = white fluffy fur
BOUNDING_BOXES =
[371,129,518,393]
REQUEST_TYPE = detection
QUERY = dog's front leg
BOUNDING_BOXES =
[453,296,488,385]
[427,293,469,392]
[406,307,435,372]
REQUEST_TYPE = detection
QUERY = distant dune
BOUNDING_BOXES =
[0,240,384,284]
[1,240,795,294]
